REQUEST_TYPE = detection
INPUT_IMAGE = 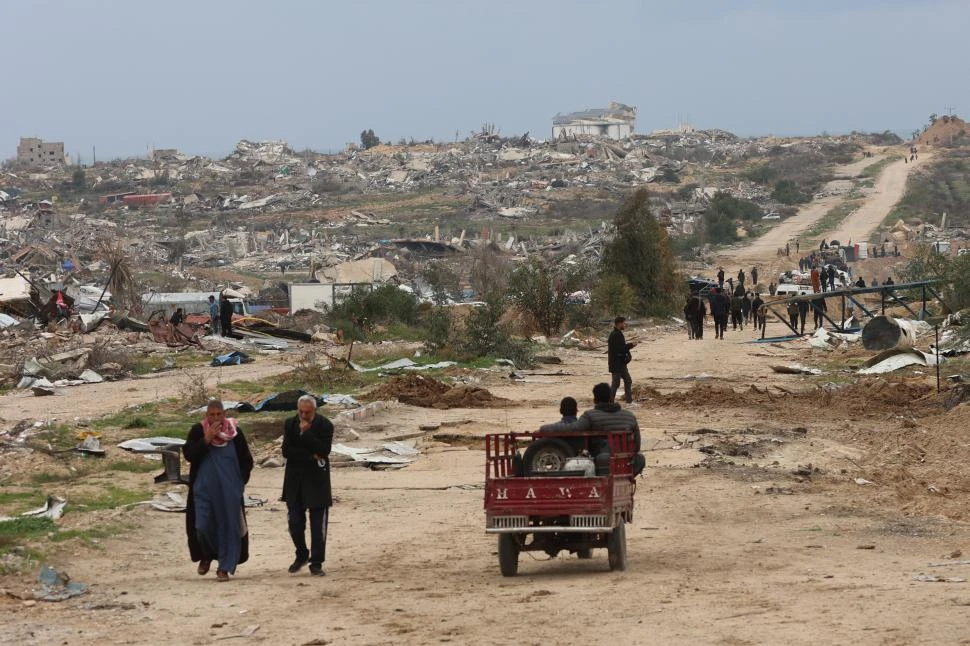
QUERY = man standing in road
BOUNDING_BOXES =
[282,395,334,577]
[717,267,725,289]
[608,316,637,404]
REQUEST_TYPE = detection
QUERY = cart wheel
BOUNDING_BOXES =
[577,548,593,559]
[607,522,627,571]
[522,438,576,473]
[498,534,519,577]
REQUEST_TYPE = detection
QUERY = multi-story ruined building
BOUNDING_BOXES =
[16,137,67,166]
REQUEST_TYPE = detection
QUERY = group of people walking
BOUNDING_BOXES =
[685,285,766,341]
[183,396,334,581]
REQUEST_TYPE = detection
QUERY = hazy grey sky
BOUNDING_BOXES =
[3,0,968,163]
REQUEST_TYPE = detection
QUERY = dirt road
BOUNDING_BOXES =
[716,154,886,268]
[828,154,928,246]
[4,323,970,645]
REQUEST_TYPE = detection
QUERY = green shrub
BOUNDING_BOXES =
[772,179,811,205]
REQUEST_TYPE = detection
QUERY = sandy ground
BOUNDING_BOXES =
[3,152,970,645]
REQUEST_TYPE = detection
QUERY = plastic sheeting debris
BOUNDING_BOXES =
[859,349,940,375]
[211,351,254,366]
[118,436,186,452]
[770,364,822,375]
[349,358,457,372]
[0,495,66,522]
[331,442,419,467]
[35,566,87,601]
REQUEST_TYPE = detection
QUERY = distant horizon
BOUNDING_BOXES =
[4,124,924,167]
[2,0,966,166]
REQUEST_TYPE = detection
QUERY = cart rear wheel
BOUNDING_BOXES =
[577,548,592,559]
[498,534,519,577]
[522,438,575,473]
[607,522,627,571]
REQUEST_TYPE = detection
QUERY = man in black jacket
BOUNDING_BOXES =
[282,395,334,576]
[608,316,637,404]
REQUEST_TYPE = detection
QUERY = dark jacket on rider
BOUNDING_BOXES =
[539,403,641,452]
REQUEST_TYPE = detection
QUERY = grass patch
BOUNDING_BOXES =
[0,490,44,512]
[89,402,195,439]
[0,517,55,542]
[105,459,160,473]
[131,352,212,376]
[71,486,150,512]
[805,199,862,239]
[860,157,894,179]
[52,522,133,545]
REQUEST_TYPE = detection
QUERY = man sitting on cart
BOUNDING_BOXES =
[538,383,643,475]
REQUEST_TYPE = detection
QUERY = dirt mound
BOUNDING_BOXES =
[658,382,775,407]
[816,379,935,411]
[363,374,509,409]
[917,115,968,148]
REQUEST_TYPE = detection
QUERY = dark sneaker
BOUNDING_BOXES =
[288,558,308,574]
[309,564,325,576]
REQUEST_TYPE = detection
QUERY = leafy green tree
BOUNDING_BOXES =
[71,167,85,189]
[328,284,418,328]
[591,274,637,318]
[459,294,509,356]
[508,258,577,336]
[601,188,682,315]
[898,243,970,312]
[360,129,380,150]
[708,192,763,221]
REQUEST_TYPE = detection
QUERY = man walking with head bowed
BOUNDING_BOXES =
[282,395,334,576]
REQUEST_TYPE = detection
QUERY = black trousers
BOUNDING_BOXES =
[610,367,632,403]
[287,503,330,565]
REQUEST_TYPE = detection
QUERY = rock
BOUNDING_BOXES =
[260,457,283,468]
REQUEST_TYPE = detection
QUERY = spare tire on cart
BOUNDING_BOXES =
[522,438,576,473]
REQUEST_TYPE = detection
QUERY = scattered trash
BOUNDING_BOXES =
[118,436,186,452]
[853,478,875,486]
[0,495,67,522]
[770,364,822,375]
[34,566,87,601]
[331,442,420,468]
[148,491,186,512]
[75,434,105,456]
[211,351,254,367]
[912,573,967,583]
[349,358,457,372]
[859,349,940,375]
